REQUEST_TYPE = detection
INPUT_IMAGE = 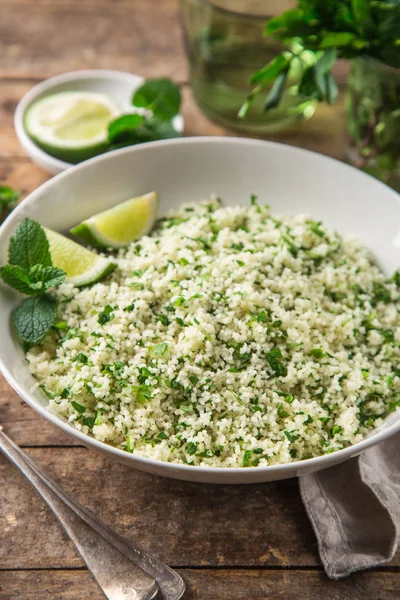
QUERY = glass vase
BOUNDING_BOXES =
[180,0,316,134]
[345,57,400,192]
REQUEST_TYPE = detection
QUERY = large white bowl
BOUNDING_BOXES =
[1,138,400,484]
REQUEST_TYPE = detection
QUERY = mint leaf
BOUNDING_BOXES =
[12,294,57,343]
[320,32,357,48]
[109,116,179,148]
[250,54,290,85]
[325,72,339,105]
[29,265,66,291]
[0,264,33,295]
[264,68,289,111]
[9,218,52,271]
[132,78,181,121]
[0,186,21,212]
[351,0,374,35]
[108,114,145,144]
[0,263,65,296]
[138,118,179,141]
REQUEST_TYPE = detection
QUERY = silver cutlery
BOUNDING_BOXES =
[0,427,185,600]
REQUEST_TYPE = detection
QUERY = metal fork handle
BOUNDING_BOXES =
[0,428,185,600]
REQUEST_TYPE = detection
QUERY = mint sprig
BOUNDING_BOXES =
[108,78,181,149]
[241,0,400,115]
[0,218,66,343]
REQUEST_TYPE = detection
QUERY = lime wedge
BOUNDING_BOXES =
[45,228,117,287]
[70,191,158,250]
[24,91,120,164]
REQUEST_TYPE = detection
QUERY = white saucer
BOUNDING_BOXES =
[14,69,184,175]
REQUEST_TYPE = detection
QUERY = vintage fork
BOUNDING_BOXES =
[0,427,185,600]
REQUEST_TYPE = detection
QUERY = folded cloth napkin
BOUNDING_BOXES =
[300,432,400,578]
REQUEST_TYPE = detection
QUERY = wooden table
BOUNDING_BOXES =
[0,1,399,598]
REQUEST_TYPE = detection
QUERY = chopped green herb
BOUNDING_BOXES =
[76,353,88,364]
[98,305,115,325]
[284,431,300,443]
[71,401,86,414]
[187,442,198,455]
[265,348,287,377]
[148,342,169,357]
[277,403,289,418]
[242,449,253,467]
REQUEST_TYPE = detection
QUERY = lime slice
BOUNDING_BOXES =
[24,91,120,164]
[45,228,117,287]
[70,191,158,250]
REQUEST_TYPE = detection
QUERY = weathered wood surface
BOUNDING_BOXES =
[0,448,317,569]
[0,0,390,598]
[0,0,186,80]
[1,448,400,570]
[1,569,400,600]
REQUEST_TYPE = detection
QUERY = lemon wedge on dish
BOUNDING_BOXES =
[70,191,158,250]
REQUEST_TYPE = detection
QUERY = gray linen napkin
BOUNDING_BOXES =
[300,431,400,578]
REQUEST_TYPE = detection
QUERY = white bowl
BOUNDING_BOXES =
[14,69,184,175]
[1,137,400,484]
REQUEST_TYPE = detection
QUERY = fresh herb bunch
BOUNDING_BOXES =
[108,78,181,147]
[241,0,400,115]
[0,219,66,343]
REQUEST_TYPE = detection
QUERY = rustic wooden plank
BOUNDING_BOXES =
[0,447,318,568]
[1,569,399,600]
[0,0,186,80]
[0,158,48,194]
[1,447,399,569]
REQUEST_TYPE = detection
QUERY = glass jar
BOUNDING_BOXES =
[180,0,316,134]
[345,57,400,192]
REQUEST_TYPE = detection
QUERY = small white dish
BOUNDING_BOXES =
[14,69,184,175]
[0,137,400,484]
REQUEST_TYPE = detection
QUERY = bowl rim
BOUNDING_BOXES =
[2,135,400,476]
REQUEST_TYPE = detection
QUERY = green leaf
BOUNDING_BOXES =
[108,114,145,144]
[250,54,290,85]
[12,294,57,343]
[265,9,315,38]
[109,116,179,147]
[148,342,169,357]
[320,32,357,48]
[309,347,325,359]
[98,304,115,325]
[71,400,87,414]
[0,264,33,295]
[132,78,181,120]
[187,442,198,455]
[9,218,52,271]
[238,98,252,119]
[325,72,339,104]
[265,348,287,376]
[29,265,66,291]
[264,69,289,111]
[351,0,374,34]
[0,186,21,211]
[315,48,337,73]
